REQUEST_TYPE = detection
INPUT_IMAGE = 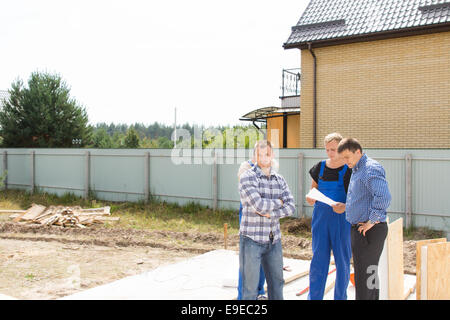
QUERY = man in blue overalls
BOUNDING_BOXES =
[306,133,352,300]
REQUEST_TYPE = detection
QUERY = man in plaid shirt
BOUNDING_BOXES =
[238,140,295,300]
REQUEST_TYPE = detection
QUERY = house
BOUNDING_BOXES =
[239,69,301,148]
[283,0,450,148]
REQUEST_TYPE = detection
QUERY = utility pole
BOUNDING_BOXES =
[174,107,177,148]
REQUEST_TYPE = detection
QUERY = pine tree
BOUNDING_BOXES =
[124,127,140,148]
[0,71,92,147]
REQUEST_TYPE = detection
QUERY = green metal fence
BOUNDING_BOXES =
[1,148,449,237]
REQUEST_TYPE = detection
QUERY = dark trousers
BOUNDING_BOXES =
[351,222,388,300]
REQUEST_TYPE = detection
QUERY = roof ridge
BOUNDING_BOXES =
[419,2,450,12]
[284,0,450,48]
[292,19,346,31]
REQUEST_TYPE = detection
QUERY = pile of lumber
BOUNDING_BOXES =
[4,204,119,228]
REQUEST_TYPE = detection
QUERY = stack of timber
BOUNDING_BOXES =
[5,204,118,228]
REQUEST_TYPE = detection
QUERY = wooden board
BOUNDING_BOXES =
[416,238,447,300]
[0,210,26,214]
[421,246,428,300]
[426,242,450,300]
[387,218,404,300]
[13,204,46,222]
[34,207,58,221]
[378,217,389,300]
[7,204,116,228]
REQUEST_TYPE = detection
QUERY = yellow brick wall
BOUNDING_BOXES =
[299,31,450,148]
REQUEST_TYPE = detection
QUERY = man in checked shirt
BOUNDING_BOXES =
[238,140,295,300]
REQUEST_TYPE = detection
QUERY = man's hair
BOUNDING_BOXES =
[324,132,343,145]
[253,140,273,154]
[337,138,363,153]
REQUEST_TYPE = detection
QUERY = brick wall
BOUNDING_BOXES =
[299,31,450,148]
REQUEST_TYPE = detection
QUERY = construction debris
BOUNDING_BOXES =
[7,203,118,228]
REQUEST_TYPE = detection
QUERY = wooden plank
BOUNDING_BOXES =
[265,269,310,293]
[387,218,404,300]
[378,216,389,300]
[415,238,447,300]
[35,206,57,222]
[92,216,120,222]
[421,246,428,300]
[284,270,309,285]
[403,283,416,300]
[0,209,27,214]
[426,242,450,300]
[75,211,111,217]
[13,204,46,222]
[78,217,95,226]
[77,206,111,216]
[324,279,336,296]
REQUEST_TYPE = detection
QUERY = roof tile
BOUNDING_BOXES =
[285,0,450,47]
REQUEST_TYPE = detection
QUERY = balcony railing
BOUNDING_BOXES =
[281,68,301,98]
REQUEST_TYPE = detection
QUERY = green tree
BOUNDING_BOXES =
[0,71,92,147]
[92,128,115,148]
[157,136,174,149]
[124,127,140,148]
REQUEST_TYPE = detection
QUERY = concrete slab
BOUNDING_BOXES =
[0,293,18,300]
[61,249,416,300]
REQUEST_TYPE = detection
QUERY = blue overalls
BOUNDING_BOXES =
[308,161,351,300]
[237,160,266,300]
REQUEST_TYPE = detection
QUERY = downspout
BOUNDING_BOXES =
[252,120,266,138]
[307,42,317,148]
[283,112,288,148]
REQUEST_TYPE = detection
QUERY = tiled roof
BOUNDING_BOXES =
[284,0,450,48]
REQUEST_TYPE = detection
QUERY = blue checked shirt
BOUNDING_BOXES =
[239,165,295,244]
[345,154,391,225]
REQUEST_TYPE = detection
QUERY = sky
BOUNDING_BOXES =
[0,0,309,127]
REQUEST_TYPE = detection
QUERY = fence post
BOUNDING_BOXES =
[84,151,90,200]
[298,152,304,218]
[405,153,412,229]
[30,150,35,194]
[144,152,150,203]
[2,151,7,190]
[213,150,218,211]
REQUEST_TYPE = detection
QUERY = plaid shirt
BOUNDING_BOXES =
[239,165,295,244]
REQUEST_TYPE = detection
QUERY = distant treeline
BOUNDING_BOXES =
[92,122,264,149]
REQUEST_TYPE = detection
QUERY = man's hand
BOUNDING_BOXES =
[255,211,270,219]
[357,221,377,236]
[306,196,316,206]
[331,202,346,214]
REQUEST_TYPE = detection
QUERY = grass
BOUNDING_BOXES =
[0,189,241,234]
[403,225,445,241]
[24,273,35,281]
[0,189,445,240]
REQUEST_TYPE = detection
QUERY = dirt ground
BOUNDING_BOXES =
[0,221,417,299]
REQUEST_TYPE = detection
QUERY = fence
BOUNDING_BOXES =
[1,148,449,237]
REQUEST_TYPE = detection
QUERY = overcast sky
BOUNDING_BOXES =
[0,0,309,127]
